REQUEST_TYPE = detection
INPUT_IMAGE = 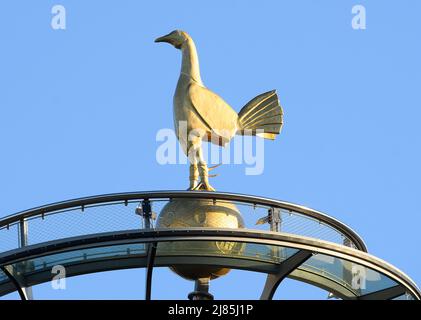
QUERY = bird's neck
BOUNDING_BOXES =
[181,38,203,84]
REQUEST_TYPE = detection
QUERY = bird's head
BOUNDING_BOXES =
[154,30,190,49]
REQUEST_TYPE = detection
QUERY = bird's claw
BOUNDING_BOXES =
[202,183,215,191]
[189,181,215,192]
[202,183,216,191]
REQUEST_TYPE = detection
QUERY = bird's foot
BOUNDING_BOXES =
[188,179,199,190]
[189,181,215,192]
[187,180,199,191]
[201,182,216,192]
[197,163,216,191]
[186,163,217,191]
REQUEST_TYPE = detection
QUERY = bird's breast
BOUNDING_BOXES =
[173,79,210,137]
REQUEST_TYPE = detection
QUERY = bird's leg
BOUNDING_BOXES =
[197,144,215,192]
[189,163,199,190]
[187,140,200,190]
[187,135,215,191]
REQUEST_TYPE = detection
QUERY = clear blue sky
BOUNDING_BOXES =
[0,0,420,299]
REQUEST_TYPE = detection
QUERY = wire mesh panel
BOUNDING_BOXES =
[26,202,142,247]
[199,200,355,247]
[0,192,366,255]
[279,209,349,244]
[0,224,19,253]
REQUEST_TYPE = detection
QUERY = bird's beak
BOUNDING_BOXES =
[154,33,173,44]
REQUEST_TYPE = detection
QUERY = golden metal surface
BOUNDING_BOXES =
[155,30,283,191]
[156,198,245,280]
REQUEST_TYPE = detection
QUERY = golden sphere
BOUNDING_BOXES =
[156,198,245,280]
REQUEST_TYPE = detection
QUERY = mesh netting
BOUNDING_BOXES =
[0,196,359,255]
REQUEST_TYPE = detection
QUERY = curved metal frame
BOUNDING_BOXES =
[0,191,367,251]
[145,242,157,300]
[0,228,419,300]
[0,266,28,300]
[260,250,313,300]
[2,191,418,300]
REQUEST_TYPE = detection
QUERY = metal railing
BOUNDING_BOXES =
[0,191,367,254]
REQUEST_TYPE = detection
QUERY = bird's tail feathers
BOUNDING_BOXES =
[237,90,283,139]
